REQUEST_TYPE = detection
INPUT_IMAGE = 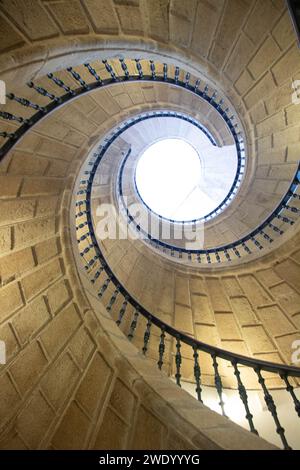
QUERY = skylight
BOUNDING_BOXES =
[135,137,238,222]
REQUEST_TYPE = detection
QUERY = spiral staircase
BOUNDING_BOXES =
[0,0,300,451]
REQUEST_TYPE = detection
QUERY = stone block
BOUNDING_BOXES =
[234,69,254,95]
[21,177,63,197]
[255,268,282,288]
[221,277,243,297]
[0,0,58,40]
[0,282,23,323]
[34,238,59,264]
[76,353,113,416]
[257,305,295,336]
[175,276,190,306]
[51,401,91,449]
[132,405,166,450]
[241,325,275,353]
[0,322,19,361]
[272,44,300,86]
[0,175,22,198]
[248,37,281,80]
[272,11,296,50]
[205,278,231,312]
[174,304,194,335]
[46,279,71,315]
[145,0,169,42]
[191,294,214,324]
[8,151,49,176]
[40,303,81,358]
[238,275,271,306]
[270,283,300,315]
[22,258,62,301]
[225,33,253,81]
[109,379,136,423]
[10,341,48,394]
[274,259,300,291]
[93,406,128,449]
[0,373,20,422]
[191,0,223,58]
[195,324,220,347]
[243,0,282,45]
[83,0,119,33]
[215,313,241,340]
[47,0,90,34]
[116,5,143,35]
[0,226,12,255]
[16,391,55,449]
[256,111,285,138]
[244,72,276,109]
[0,17,24,52]
[41,353,80,410]
[12,296,50,344]
[0,199,35,226]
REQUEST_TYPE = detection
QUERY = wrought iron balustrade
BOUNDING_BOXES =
[75,147,300,450]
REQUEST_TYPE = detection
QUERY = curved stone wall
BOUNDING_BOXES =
[0,0,299,450]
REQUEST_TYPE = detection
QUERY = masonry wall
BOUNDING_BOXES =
[0,0,299,450]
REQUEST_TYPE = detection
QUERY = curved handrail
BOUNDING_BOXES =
[75,134,300,449]
[89,114,300,264]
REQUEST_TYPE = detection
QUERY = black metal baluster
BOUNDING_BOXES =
[79,243,94,256]
[107,289,119,312]
[185,72,190,87]
[231,360,258,434]
[84,63,102,83]
[255,367,291,450]
[284,203,300,214]
[150,60,156,79]
[175,336,182,387]
[206,252,211,264]
[260,230,273,243]
[0,131,14,138]
[142,317,152,355]
[203,84,209,98]
[215,251,221,263]
[67,67,87,88]
[128,310,139,341]
[280,373,300,417]
[119,58,129,79]
[210,90,217,103]
[251,236,263,250]
[268,223,284,235]
[91,267,104,284]
[0,110,28,124]
[224,249,231,262]
[242,242,251,254]
[103,60,117,81]
[116,299,128,326]
[175,66,180,84]
[194,79,201,92]
[27,81,61,102]
[163,63,168,81]
[232,246,241,258]
[7,93,46,113]
[276,213,294,225]
[211,353,226,416]
[47,73,75,95]
[98,277,111,298]
[135,59,143,79]
[158,327,166,370]
[84,254,100,270]
[193,345,203,403]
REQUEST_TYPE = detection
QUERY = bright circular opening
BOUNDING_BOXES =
[135,139,203,221]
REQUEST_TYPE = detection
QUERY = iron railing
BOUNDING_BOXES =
[75,140,300,451]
